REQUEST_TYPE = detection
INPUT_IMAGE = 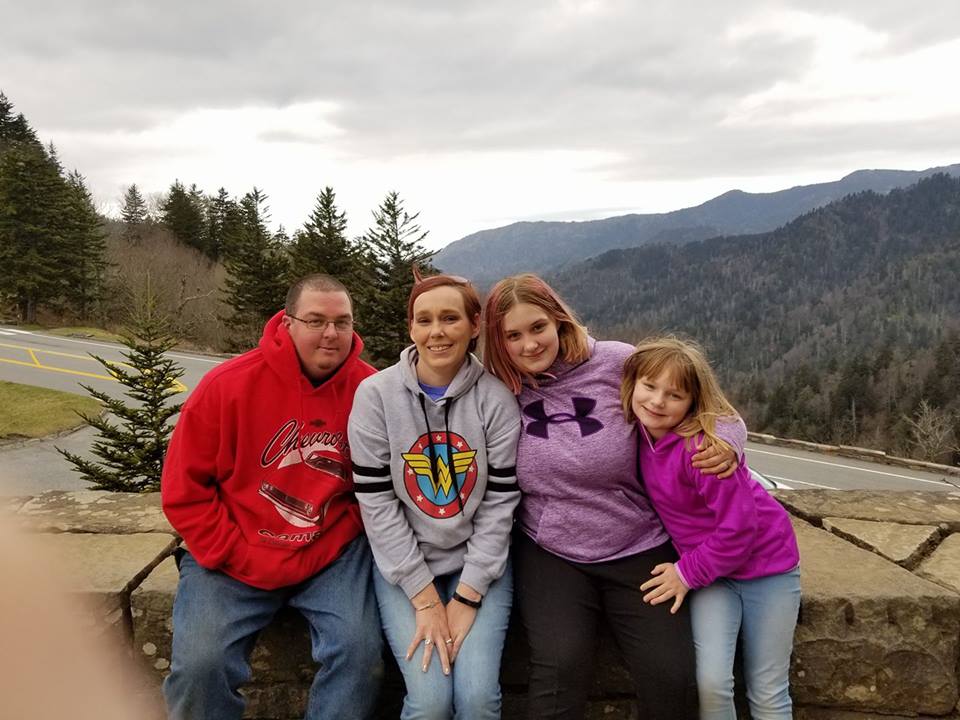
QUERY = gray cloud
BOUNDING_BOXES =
[3,0,959,191]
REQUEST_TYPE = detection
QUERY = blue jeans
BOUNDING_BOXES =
[163,535,383,720]
[374,562,513,720]
[690,567,801,720]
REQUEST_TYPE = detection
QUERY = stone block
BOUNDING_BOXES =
[796,708,959,720]
[15,490,174,534]
[35,531,177,606]
[918,533,960,595]
[792,518,960,715]
[821,517,941,568]
[778,489,960,531]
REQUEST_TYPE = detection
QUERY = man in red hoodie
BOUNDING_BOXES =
[161,274,382,720]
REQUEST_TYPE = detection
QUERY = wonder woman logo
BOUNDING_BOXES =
[402,431,478,519]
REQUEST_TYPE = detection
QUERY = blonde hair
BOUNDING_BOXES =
[482,273,590,394]
[621,336,737,451]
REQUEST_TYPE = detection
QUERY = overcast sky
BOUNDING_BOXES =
[3,0,959,250]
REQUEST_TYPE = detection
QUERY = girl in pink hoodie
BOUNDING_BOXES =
[622,336,800,720]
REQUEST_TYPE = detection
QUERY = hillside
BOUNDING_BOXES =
[434,164,960,286]
[550,174,960,461]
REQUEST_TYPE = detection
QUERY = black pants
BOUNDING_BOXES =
[515,533,698,719]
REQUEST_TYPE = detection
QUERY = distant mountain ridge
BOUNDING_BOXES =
[433,164,960,285]
[548,173,960,452]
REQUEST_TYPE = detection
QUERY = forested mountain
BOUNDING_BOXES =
[551,174,960,463]
[434,164,960,287]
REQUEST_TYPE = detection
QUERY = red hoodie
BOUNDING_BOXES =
[161,311,376,590]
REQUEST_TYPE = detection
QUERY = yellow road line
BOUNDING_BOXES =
[0,347,189,393]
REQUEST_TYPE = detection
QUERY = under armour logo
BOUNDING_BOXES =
[523,398,604,439]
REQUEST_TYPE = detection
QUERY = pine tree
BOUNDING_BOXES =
[287,187,365,284]
[58,282,184,492]
[0,92,38,153]
[358,191,435,366]
[223,188,288,346]
[160,179,208,256]
[121,183,148,243]
[207,187,241,259]
[0,140,72,322]
[63,170,109,320]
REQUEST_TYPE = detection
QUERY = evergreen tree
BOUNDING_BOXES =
[358,191,434,366]
[160,180,207,255]
[0,140,71,322]
[0,92,39,153]
[223,188,288,345]
[58,282,184,492]
[121,183,148,243]
[288,187,363,284]
[63,170,109,320]
[207,187,242,259]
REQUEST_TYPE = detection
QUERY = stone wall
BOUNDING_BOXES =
[4,489,960,719]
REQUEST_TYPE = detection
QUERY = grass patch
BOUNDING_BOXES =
[46,326,124,342]
[0,381,100,440]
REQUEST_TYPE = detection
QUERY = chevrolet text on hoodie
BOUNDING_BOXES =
[348,347,522,599]
[161,311,376,590]
[515,338,747,564]
[638,426,800,589]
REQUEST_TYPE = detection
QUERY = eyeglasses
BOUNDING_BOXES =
[287,314,354,333]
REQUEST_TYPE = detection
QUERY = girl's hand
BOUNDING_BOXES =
[691,438,738,479]
[445,583,481,663]
[639,563,689,614]
[406,585,452,675]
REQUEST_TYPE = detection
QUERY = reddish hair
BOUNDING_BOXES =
[407,267,482,352]
[482,273,590,394]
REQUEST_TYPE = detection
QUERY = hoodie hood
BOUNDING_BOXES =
[528,335,597,386]
[259,310,366,390]
[398,344,486,401]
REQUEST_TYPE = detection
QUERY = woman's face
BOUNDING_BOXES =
[409,285,479,385]
[501,302,561,376]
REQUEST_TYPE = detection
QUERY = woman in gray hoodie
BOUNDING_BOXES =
[349,272,522,719]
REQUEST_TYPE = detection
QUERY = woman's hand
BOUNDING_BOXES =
[640,563,689,614]
[691,438,738,478]
[406,585,452,675]
[445,583,481,663]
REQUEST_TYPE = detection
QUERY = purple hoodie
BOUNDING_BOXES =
[638,425,800,589]
[515,339,746,564]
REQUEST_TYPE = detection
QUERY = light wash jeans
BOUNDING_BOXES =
[163,536,383,720]
[374,562,513,720]
[690,567,801,720]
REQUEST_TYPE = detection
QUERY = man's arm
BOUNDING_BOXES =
[161,402,245,571]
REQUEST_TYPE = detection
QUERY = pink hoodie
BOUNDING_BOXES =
[637,426,799,589]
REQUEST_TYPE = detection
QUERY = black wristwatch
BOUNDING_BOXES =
[452,590,482,609]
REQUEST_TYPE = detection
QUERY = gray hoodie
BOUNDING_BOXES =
[348,346,522,599]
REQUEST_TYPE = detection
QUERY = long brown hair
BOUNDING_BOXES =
[621,336,737,451]
[482,273,589,394]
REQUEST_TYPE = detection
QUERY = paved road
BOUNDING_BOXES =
[746,443,959,492]
[1,326,957,496]
[0,326,222,399]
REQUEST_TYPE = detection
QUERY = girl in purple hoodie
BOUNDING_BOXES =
[483,274,747,720]
[622,336,801,720]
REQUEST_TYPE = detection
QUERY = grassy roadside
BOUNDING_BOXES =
[0,381,100,441]
[45,326,125,342]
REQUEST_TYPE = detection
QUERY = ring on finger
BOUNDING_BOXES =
[444,638,453,645]
[424,638,432,646]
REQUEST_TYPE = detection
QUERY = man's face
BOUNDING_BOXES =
[283,289,354,382]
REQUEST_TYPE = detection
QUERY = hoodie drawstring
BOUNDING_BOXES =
[418,394,465,517]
